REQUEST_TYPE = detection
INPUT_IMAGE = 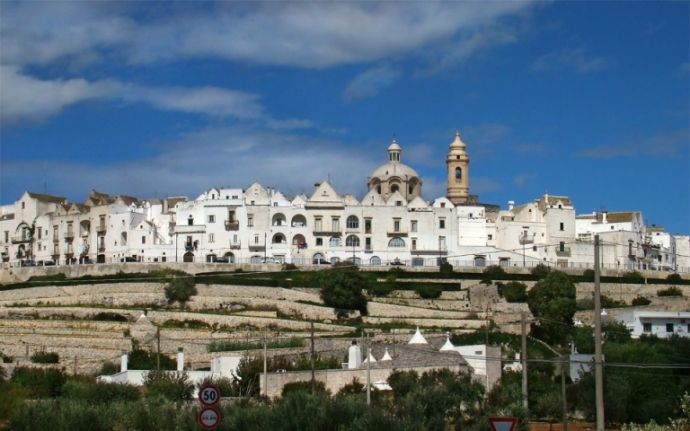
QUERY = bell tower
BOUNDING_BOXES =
[446,130,470,205]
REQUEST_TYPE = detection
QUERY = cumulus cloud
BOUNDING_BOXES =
[532,45,611,73]
[1,2,535,69]
[343,65,401,101]
[0,67,263,124]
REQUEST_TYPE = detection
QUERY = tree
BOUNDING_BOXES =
[319,266,369,314]
[164,276,197,307]
[498,281,528,303]
[143,370,194,401]
[527,270,576,345]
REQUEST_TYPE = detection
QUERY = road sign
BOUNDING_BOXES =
[489,417,517,431]
[198,384,221,407]
[197,407,221,430]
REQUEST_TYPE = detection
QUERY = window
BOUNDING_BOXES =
[439,236,446,250]
[208,233,215,243]
[643,322,652,332]
[345,235,360,247]
[440,202,446,208]
[439,218,446,229]
[365,237,371,250]
[3,231,7,243]
[388,237,405,247]
[396,201,402,206]
[364,219,372,234]
[666,323,674,333]
[329,237,341,247]
[455,167,462,182]
[411,220,418,232]
[370,256,381,265]
[394,219,400,232]
[314,217,322,232]
[488,234,493,240]
[254,235,260,244]
[208,215,216,223]
[560,222,564,231]
[316,238,323,246]
[228,210,236,222]
[331,217,340,232]
[21,202,25,209]
[391,184,399,193]
[346,215,359,229]
[411,238,417,250]
[37,228,41,240]
[141,236,146,244]
[188,216,193,226]
[247,214,254,227]
[559,242,565,252]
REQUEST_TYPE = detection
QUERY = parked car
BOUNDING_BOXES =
[389,258,406,266]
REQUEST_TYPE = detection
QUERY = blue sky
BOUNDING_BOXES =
[1,1,688,233]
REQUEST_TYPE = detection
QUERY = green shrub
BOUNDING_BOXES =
[667,273,683,283]
[498,281,527,302]
[11,367,67,397]
[282,263,298,271]
[657,286,683,297]
[281,380,329,397]
[1,352,13,363]
[164,276,197,306]
[439,261,454,276]
[93,312,129,322]
[31,351,60,364]
[208,336,303,353]
[576,298,595,310]
[100,361,117,375]
[623,271,645,283]
[632,296,652,306]
[582,269,595,281]
[415,284,443,299]
[62,380,140,403]
[369,279,396,297]
[319,267,369,314]
[128,348,176,370]
[530,264,552,279]
[143,370,194,401]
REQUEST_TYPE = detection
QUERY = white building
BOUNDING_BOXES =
[616,310,690,339]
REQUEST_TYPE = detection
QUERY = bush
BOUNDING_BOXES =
[93,312,129,322]
[164,276,197,306]
[31,351,60,364]
[632,296,652,306]
[415,284,443,299]
[667,273,683,283]
[282,263,298,271]
[319,267,369,314]
[439,261,454,276]
[62,380,140,403]
[657,286,683,297]
[530,264,552,279]
[11,367,67,398]
[623,271,645,283]
[498,281,527,302]
[1,352,13,363]
[281,380,329,397]
[128,348,176,370]
[582,269,595,281]
[143,370,194,401]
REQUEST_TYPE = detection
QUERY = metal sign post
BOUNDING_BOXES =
[198,383,222,429]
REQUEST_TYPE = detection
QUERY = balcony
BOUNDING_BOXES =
[313,230,341,237]
[175,224,206,234]
[225,220,240,231]
[387,230,408,237]
[249,242,266,252]
[64,231,74,240]
[412,249,448,256]
[229,241,241,250]
[556,247,571,257]
[12,236,31,244]
[519,236,534,245]
[96,224,107,234]
[98,245,106,252]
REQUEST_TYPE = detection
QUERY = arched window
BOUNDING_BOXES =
[187,215,194,226]
[388,237,405,248]
[272,213,286,226]
[455,167,462,182]
[377,185,382,194]
[330,257,341,264]
[291,214,307,227]
[292,234,306,248]
[474,256,486,267]
[272,233,286,244]
[391,184,399,193]
[224,252,235,263]
[329,237,341,247]
[250,255,263,264]
[312,253,325,264]
[345,235,360,247]
[346,216,359,229]
[370,256,381,266]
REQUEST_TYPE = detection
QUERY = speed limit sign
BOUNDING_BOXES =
[198,384,221,407]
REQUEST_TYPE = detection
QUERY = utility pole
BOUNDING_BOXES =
[73,356,78,375]
[484,303,490,346]
[310,322,315,392]
[263,331,267,398]
[521,311,528,411]
[156,327,161,371]
[366,332,371,406]
[594,235,605,431]
[561,356,568,431]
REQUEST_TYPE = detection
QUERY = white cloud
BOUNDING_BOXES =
[0,126,381,202]
[343,65,401,101]
[1,2,535,70]
[579,129,688,159]
[514,173,537,187]
[532,45,610,73]
[0,67,263,124]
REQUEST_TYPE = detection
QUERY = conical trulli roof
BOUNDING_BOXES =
[408,327,428,344]
[381,348,393,361]
[363,351,377,363]
[440,334,456,352]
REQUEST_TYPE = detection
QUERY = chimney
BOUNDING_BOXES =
[121,351,128,372]
[602,211,608,224]
[508,200,515,211]
[177,347,184,371]
[347,340,362,369]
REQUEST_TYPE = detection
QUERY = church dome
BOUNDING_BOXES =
[367,138,423,200]
[370,160,419,181]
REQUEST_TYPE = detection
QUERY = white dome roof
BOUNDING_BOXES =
[370,161,419,181]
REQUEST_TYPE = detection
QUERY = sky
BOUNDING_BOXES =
[1,1,688,233]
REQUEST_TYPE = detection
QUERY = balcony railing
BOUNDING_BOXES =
[12,236,31,244]
[229,241,241,250]
[225,220,240,231]
[97,224,107,233]
[64,231,74,240]
[387,231,408,237]
[556,247,571,257]
[248,242,266,251]
[313,230,341,236]
[412,249,448,256]
[98,245,106,252]
[519,236,534,245]
[175,224,206,234]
